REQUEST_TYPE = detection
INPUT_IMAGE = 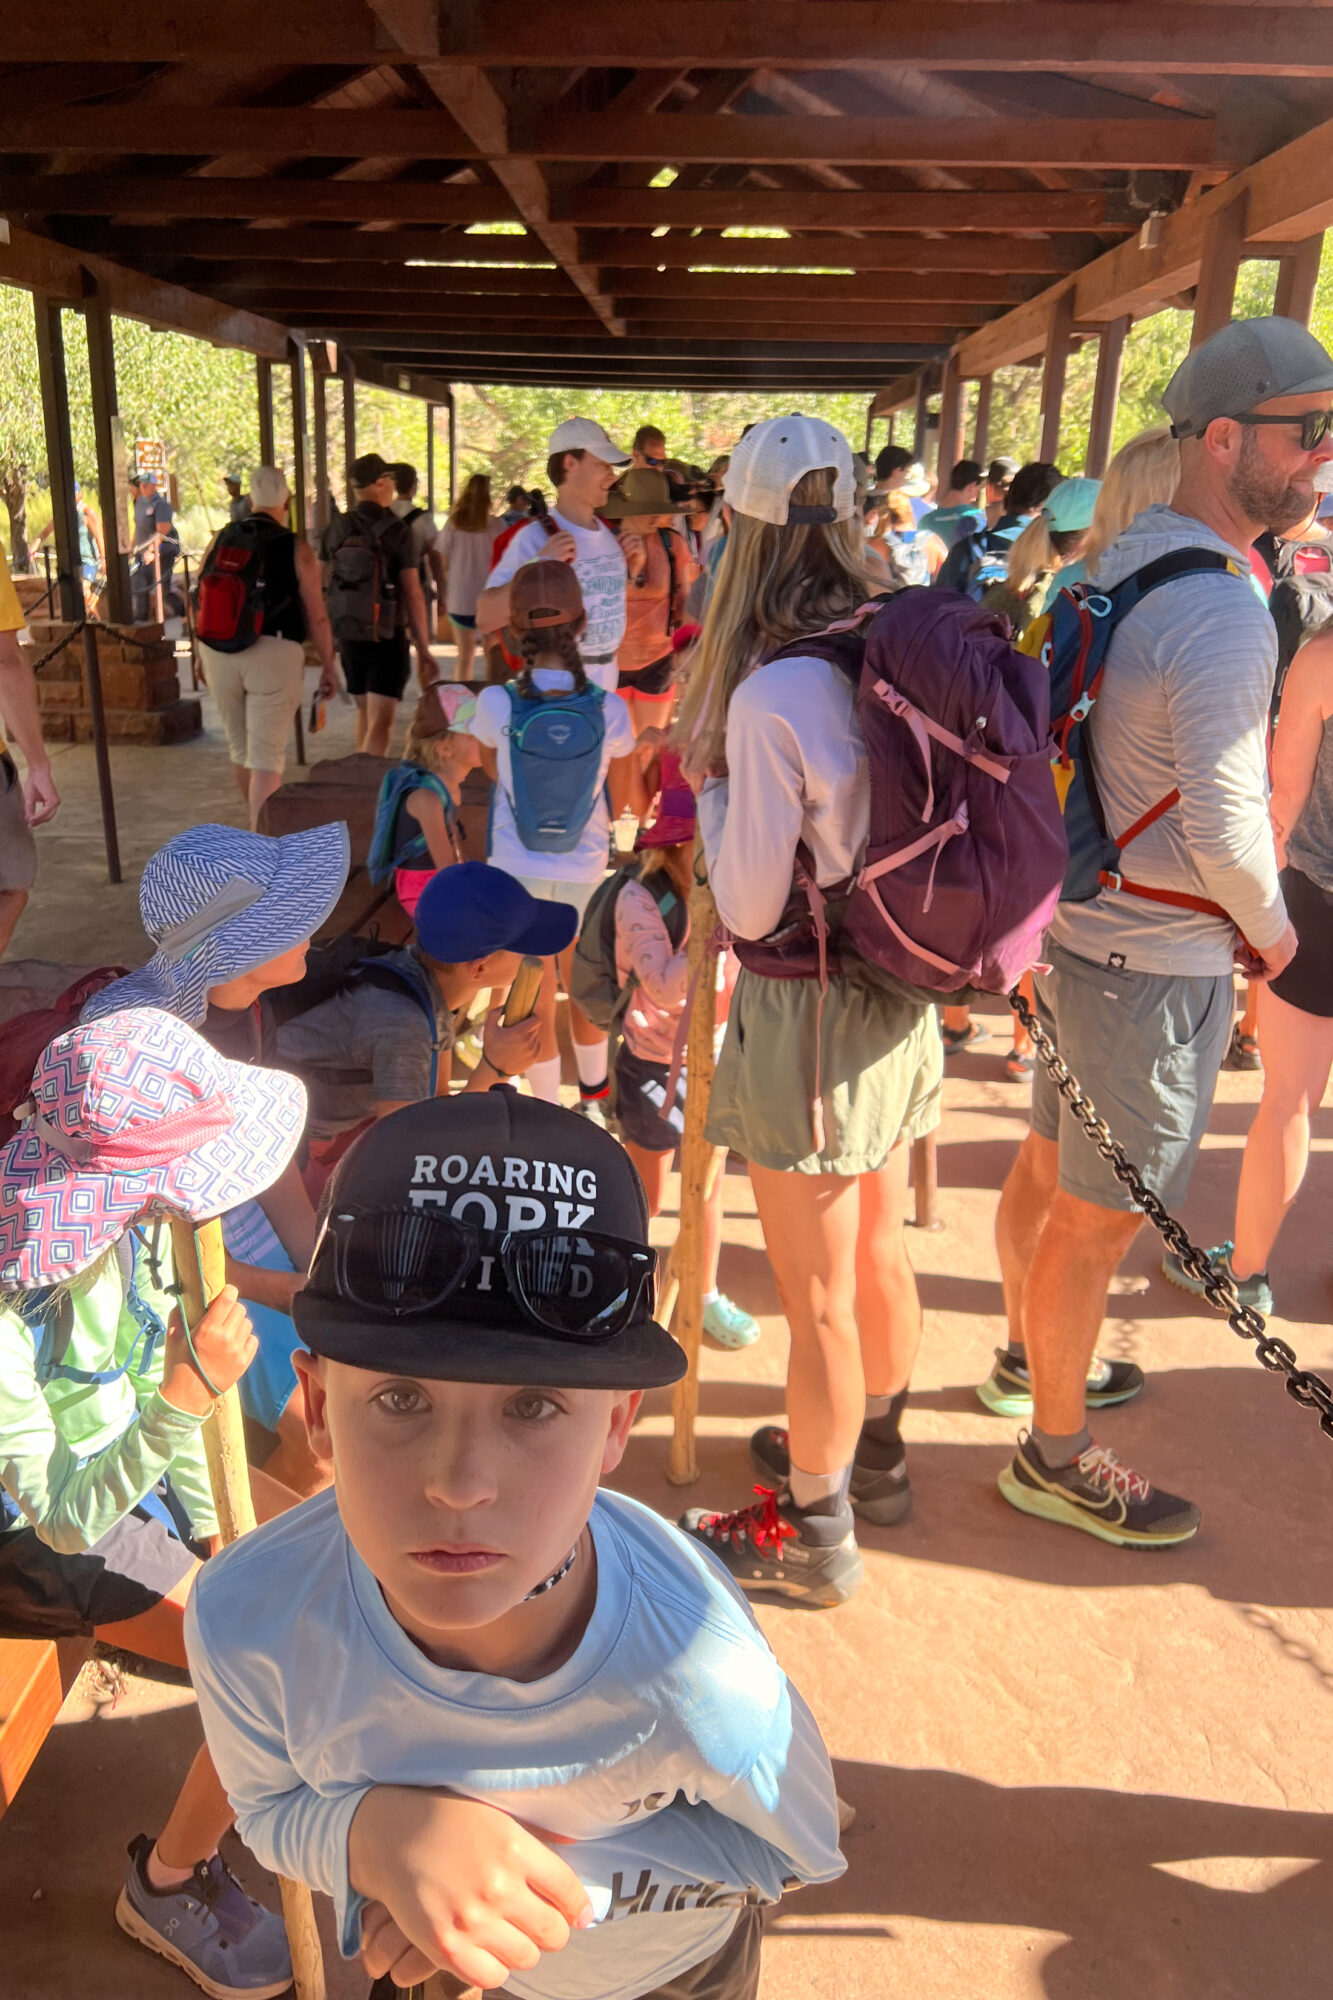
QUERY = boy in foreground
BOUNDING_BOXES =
[186,1090,845,1998]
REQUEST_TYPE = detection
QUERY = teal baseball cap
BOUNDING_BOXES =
[1042,476,1101,533]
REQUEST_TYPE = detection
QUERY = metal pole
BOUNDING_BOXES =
[293,703,307,769]
[447,391,457,506]
[257,357,275,464]
[289,341,309,542]
[342,365,357,497]
[312,370,330,534]
[425,403,436,520]
[81,624,122,884]
[180,549,199,690]
[81,273,132,625]
[32,296,83,624]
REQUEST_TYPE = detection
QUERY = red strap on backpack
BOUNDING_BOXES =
[1100,784,1242,931]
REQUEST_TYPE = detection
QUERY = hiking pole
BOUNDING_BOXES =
[668,875,721,1487]
[169,1215,328,2000]
[656,1144,726,1336]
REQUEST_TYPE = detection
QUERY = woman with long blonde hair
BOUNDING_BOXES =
[675,416,942,1610]
[1082,425,1181,577]
[430,471,501,679]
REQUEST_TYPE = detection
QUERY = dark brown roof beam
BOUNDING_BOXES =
[551,189,1134,232]
[0,176,509,221]
[581,232,1101,274]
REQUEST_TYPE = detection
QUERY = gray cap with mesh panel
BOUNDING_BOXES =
[1163,316,1333,438]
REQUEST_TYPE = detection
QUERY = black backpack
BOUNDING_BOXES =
[1252,531,1333,720]
[569,868,688,1031]
[195,514,293,654]
[265,939,446,1095]
[325,507,401,644]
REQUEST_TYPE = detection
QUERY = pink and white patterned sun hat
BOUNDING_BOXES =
[0,1008,307,1289]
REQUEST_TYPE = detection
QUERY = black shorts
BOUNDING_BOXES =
[615,1043,686,1154]
[341,633,411,701]
[618,653,676,699]
[0,1488,201,1640]
[1269,863,1333,1017]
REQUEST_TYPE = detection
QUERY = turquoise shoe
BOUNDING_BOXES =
[702,1294,761,1350]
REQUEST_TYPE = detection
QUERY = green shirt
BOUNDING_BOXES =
[0,1225,218,1555]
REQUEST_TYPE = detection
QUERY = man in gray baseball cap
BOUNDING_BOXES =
[993,311,1333,1554]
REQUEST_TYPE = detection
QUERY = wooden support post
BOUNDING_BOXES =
[970,374,992,468]
[81,274,132,625]
[447,391,457,506]
[668,875,721,1488]
[342,366,357,498]
[1038,289,1075,466]
[425,403,436,520]
[863,398,874,458]
[1085,315,1129,478]
[81,625,121,883]
[935,356,964,484]
[1274,233,1325,327]
[257,357,275,465]
[169,1217,327,2000]
[912,374,930,464]
[1191,188,1249,349]
[289,342,309,542]
[32,296,83,624]
[312,372,330,534]
[886,413,896,447]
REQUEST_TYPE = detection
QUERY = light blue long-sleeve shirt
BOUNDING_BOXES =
[186,1486,845,2000]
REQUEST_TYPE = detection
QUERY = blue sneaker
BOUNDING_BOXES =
[116,1834,293,1998]
[702,1293,761,1350]
[1160,1241,1274,1317]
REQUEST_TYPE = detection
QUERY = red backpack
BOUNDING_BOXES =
[0,968,130,1143]
[735,588,1068,1000]
[196,515,292,654]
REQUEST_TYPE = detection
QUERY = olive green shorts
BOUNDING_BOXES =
[706,968,943,1175]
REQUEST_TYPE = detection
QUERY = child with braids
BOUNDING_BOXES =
[469,561,644,1107]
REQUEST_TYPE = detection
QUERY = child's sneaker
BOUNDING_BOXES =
[702,1294,761,1350]
[679,1486,863,1606]
[748,1424,911,1526]
[975,1347,1145,1417]
[116,1834,293,1999]
[1160,1241,1274,1316]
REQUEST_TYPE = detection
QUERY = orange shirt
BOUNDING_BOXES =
[617,527,698,674]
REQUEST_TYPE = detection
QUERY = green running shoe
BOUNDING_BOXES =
[975,1347,1145,1417]
[998,1432,1201,1548]
[1160,1241,1273,1317]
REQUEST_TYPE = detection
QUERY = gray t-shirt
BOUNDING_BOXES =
[274,948,457,1140]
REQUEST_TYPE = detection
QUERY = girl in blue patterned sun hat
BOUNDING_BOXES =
[0,1005,305,2000]
[83,819,350,1492]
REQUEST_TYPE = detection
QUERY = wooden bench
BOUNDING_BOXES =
[0,1636,88,1821]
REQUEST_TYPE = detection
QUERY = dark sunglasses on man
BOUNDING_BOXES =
[1177,407,1333,451]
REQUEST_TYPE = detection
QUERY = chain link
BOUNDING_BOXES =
[25,614,176,678]
[1008,981,1333,1443]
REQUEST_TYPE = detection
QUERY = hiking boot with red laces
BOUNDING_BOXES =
[998,1432,1201,1548]
[748,1425,911,1527]
[678,1485,864,1606]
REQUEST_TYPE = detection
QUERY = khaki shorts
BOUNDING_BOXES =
[707,967,943,1175]
[200,634,305,773]
[0,754,37,893]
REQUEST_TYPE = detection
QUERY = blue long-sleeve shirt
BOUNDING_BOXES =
[186,1486,845,2000]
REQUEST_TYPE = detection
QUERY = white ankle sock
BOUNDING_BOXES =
[574,1036,609,1088]
[525,1055,563,1104]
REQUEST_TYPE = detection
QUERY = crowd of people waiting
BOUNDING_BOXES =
[2,312,1333,2000]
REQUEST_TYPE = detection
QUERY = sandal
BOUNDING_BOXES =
[1005,1047,1035,1079]
[941,1021,989,1055]
[1225,1027,1262,1072]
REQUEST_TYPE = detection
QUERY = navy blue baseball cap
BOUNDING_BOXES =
[414,862,578,963]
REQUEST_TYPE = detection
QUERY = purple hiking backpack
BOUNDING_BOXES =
[734,588,1067,998]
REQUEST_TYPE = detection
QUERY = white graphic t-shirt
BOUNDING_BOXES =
[485,509,628,689]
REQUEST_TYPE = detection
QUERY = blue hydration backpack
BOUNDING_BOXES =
[948,520,1023,601]
[368,765,461,883]
[503,681,607,855]
[1024,548,1243,911]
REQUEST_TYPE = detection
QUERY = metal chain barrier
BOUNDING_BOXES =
[25,613,169,677]
[1007,980,1333,1441]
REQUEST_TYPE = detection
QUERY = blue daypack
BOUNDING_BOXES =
[502,681,607,854]
[368,764,461,883]
[947,520,1023,601]
[1024,548,1242,908]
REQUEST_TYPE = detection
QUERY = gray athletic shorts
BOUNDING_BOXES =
[1030,938,1232,1212]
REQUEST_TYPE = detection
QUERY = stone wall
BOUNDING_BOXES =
[20,619,201,745]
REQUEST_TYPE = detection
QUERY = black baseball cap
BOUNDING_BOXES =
[350,451,392,487]
[296,1091,687,1390]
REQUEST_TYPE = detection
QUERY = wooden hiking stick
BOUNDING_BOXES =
[169,1216,328,2000]
[667,877,722,1488]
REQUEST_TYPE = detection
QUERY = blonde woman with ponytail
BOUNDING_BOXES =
[675,416,943,1611]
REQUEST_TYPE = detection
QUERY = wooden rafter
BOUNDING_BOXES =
[549,189,1135,232]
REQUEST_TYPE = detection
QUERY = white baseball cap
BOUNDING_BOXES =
[722,414,857,528]
[547,417,630,467]
[249,464,290,509]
